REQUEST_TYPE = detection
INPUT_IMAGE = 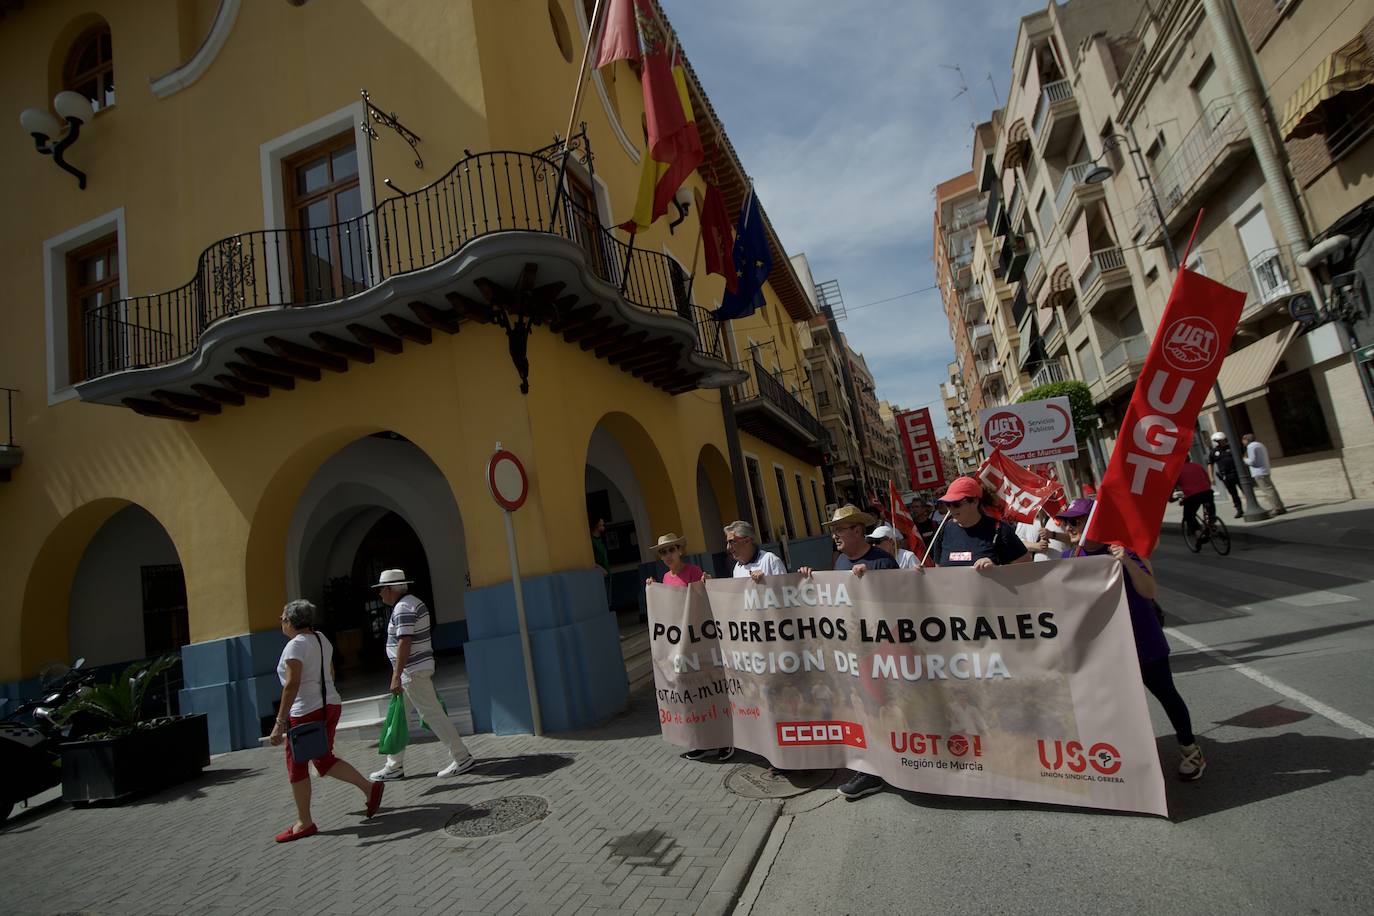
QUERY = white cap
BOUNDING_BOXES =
[867,524,899,541]
[1211,431,1227,442]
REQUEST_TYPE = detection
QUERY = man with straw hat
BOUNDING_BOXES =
[800,505,898,577]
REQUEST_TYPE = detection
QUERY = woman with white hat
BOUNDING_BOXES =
[644,533,709,587]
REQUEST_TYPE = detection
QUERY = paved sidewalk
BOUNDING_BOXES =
[0,692,778,916]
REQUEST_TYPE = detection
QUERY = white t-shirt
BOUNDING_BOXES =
[1015,520,1071,563]
[733,549,788,578]
[277,632,342,717]
[894,547,919,570]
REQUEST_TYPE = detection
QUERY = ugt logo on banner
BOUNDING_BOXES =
[1085,268,1245,557]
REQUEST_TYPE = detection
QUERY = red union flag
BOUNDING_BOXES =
[1085,268,1246,556]
[976,450,1063,524]
[897,408,946,491]
[888,479,930,565]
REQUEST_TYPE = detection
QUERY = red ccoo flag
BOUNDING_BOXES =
[1084,266,1246,557]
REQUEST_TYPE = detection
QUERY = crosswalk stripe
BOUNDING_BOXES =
[1166,626,1374,739]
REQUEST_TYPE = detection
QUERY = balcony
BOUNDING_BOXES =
[72,137,737,419]
[1054,161,1105,229]
[0,387,19,482]
[1224,244,1305,322]
[1134,96,1250,245]
[1077,247,1132,312]
[1032,80,1078,157]
[986,188,1004,235]
[969,322,994,347]
[1029,359,1069,388]
[732,356,826,463]
[1098,333,1150,397]
[1000,234,1029,283]
[961,283,986,322]
[1023,246,1044,294]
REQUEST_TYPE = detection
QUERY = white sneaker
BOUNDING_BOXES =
[1178,743,1206,781]
[369,763,405,781]
[438,756,476,777]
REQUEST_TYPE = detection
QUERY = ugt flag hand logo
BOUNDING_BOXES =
[1161,317,1220,372]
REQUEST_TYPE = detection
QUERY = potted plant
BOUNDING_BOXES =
[55,655,210,804]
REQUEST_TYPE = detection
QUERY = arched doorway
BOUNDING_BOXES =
[286,434,468,720]
[67,504,187,666]
[695,444,734,573]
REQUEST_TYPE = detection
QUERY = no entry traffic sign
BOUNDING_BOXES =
[488,448,528,511]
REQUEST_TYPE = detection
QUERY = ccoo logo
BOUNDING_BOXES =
[984,412,1025,450]
[1160,317,1220,372]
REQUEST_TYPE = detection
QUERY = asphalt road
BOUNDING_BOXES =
[734,516,1374,916]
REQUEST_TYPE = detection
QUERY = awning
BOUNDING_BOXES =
[1281,32,1374,140]
[1200,322,1302,411]
[1002,118,1030,171]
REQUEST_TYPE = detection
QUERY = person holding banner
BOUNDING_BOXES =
[929,477,1030,569]
[644,533,708,587]
[1055,499,1206,782]
[724,521,786,581]
[804,505,898,577]
[868,525,918,569]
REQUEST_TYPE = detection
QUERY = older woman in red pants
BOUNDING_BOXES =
[270,599,384,842]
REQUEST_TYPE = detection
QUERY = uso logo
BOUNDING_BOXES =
[1160,317,1220,372]
[777,720,866,748]
[1037,739,1123,775]
[983,412,1025,450]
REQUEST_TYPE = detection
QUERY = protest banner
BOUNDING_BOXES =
[978,397,1078,463]
[1085,267,1246,557]
[647,561,1167,816]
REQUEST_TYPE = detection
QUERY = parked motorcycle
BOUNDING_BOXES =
[0,659,93,822]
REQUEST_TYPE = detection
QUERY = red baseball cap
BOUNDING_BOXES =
[936,477,983,504]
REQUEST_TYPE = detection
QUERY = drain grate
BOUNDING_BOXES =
[443,795,549,838]
[723,764,835,799]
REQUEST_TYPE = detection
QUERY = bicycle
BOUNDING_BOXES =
[1181,501,1231,555]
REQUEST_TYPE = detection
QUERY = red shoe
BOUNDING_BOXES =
[365,780,384,818]
[274,823,318,843]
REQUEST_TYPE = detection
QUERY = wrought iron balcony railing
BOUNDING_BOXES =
[1032,80,1073,137]
[80,137,722,380]
[1133,96,1246,238]
[733,357,826,442]
[1030,359,1069,388]
[1078,247,1127,291]
[1223,244,1304,317]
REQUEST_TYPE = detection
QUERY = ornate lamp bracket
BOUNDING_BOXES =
[360,89,424,169]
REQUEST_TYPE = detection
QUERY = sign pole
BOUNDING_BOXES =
[488,443,542,736]
[503,507,543,737]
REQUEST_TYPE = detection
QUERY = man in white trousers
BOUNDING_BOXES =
[369,569,476,780]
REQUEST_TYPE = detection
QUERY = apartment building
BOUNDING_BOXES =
[944,0,1374,501]
[877,400,913,493]
[846,345,899,497]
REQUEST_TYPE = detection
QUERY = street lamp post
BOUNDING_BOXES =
[1085,127,1268,521]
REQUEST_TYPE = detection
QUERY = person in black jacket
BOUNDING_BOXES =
[1206,432,1243,518]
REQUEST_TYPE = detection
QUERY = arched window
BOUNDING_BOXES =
[64,24,115,112]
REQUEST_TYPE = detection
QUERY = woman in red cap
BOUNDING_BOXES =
[928,477,1030,569]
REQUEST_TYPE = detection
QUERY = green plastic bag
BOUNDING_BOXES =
[378,694,409,755]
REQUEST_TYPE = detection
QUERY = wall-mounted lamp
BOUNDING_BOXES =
[668,185,692,233]
[19,91,94,189]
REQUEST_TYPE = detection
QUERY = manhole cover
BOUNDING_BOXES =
[724,765,835,799]
[443,795,549,837]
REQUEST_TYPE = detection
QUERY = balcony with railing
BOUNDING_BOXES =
[946,196,988,234]
[969,322,994,346]
[0,387,19,482]
[1029,359,1069,388]
[1133,96,1249,243]
[1077,247,1132,312]
[72,133,737,419]
[1000,234,1029,283]
[961,283,986,322]
[1224,244,1306,322]
[1032,79,1077,156]
[1054,161,1105,229]
[1097,333,1150,398]
[732,356,826,463]
[1023,246,1044,294]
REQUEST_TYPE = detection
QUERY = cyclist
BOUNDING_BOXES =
[1177,459,1215,542]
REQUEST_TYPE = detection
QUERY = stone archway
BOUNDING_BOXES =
[695,443,734,560]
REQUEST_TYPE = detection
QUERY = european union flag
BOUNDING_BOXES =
[713,189,773,321]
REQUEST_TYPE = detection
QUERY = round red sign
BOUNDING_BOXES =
[984,412,1025,450]
[487,449,528,511]
[1160,316,1221,373]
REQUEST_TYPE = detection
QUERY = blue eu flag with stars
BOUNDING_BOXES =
[713,190,772,321]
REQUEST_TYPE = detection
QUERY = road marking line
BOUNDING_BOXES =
[1166,627,1374,739]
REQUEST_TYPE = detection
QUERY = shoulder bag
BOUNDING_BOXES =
[286,633,330,762]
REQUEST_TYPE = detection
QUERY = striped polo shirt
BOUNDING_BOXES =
[385,593,436,680]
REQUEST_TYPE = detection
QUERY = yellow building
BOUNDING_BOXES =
[0,0,825,750]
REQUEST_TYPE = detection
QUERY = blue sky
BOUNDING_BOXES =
[669,1,1023,435]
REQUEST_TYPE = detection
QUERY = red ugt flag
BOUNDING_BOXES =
[1084,268,1246,557]
[976,450,1062,524]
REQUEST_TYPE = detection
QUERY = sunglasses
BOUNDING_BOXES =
[657,545,681,556]
[1058,517,1085,527]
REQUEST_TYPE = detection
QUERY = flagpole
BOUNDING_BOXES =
[920,514,951,567]
[564,0,607,150]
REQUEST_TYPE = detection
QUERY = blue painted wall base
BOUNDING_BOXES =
[179,629,286,754]
[464,568,628,735]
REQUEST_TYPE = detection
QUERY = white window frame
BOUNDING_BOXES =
[43,207,128,403]
[259,102,376,305]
